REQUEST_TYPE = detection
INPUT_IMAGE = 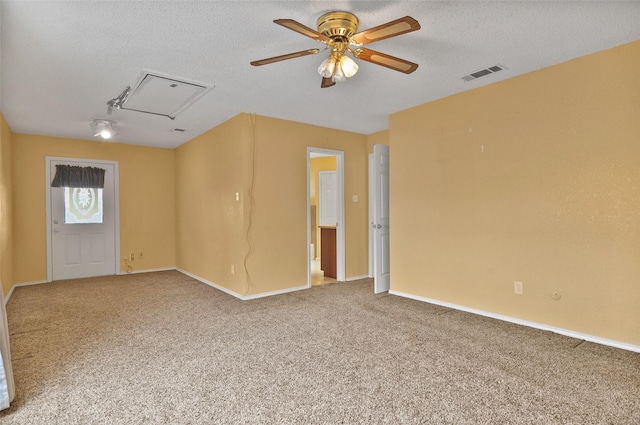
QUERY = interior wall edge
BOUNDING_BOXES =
[3,280,49,305]
[176,268,246,299]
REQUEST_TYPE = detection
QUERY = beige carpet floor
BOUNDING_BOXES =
[0,270,638,424]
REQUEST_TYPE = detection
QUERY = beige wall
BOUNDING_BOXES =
[248,115,369,293]
[175,114,250,295]
[7,112,369,298]
[175,114,369,296]
[0,114,14,297]
[12,134,176,283]
[389,40,640,346]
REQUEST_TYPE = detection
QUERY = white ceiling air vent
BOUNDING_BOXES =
[461,64,506,82]
[122,71,212,120]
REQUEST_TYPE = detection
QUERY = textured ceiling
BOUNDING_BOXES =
[1,1,639,149]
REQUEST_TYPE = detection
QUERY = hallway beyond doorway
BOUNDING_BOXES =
[310,259,337,286]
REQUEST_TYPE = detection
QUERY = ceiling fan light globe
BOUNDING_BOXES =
[340,55,359,78]
[332,64,346,82]
[318,56,336,78]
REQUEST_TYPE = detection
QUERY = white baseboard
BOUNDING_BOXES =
[389,290,640,354]
[241,285,308,300]
[4,280,49,305]
[177,268,245,298]
[5,269,310,304]
[6,269,177,304]
[176,269,308,300]
[346,275,370,282]
[116,267,176,275]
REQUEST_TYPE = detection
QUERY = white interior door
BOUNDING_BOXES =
[373,144,390,293]
[49,159,117,280]
[319,171,337,226]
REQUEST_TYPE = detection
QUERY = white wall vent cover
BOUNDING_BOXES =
[123,71,212,119]
[462,64,506,82]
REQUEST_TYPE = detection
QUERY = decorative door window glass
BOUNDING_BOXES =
[64,187,104,224]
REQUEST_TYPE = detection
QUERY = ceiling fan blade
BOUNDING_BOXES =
[321,77,335,88]
[274,19,331,43]
[250,49,320,66]
[354,48,419,74]
[351,16,420,45]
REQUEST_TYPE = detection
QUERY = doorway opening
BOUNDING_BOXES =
[307,148,345,286]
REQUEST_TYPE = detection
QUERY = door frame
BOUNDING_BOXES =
[307,148,345,285]
[45,156,120,282]
[368,153,374,278]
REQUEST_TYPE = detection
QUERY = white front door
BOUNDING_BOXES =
[49,159,117,280]
[372,144,390,294]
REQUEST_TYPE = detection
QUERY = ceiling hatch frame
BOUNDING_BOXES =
[119,70,213,120]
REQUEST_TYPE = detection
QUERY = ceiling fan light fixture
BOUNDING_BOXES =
[317,53,358,83]
[340,55,359,78]
[332,62,347,82]
[252,12,420,88]
[90,119,118,140]
[318,56,336,78]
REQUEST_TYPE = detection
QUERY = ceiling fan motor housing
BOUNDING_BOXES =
[317,11,359,40]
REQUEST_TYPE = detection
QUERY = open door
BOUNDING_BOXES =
[372,144,390,293]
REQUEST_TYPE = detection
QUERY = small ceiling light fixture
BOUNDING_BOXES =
[90,119,118,140]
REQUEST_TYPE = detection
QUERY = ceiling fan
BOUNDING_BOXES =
[250,11,420,88]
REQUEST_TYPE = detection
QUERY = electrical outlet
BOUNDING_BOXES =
[129,253,135,262]
[514,281,523,295]
[231,264,236,275]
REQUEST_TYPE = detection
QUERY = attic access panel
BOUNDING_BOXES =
[123,72,212,119]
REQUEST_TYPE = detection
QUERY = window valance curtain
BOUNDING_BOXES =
[51,165,106,189]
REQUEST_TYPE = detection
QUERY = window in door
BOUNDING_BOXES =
[64,187,104,224]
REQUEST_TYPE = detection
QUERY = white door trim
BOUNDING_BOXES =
[307,148,345,285]
[45,156,120,282]
[368,153,374,278]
